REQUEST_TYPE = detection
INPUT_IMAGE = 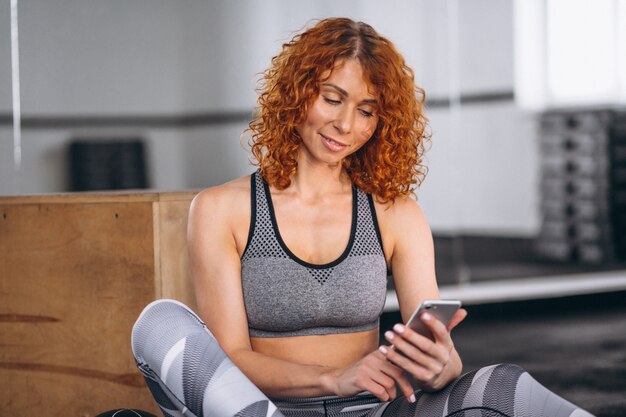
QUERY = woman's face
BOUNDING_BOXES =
[296,59,379,166]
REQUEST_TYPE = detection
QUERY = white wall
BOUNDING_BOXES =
[0,0,538,235]
[422,104,539,234]
[16,1,186,114]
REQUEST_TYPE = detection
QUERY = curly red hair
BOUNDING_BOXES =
[248,17,430,203]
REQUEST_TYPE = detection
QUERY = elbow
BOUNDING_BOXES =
[224,347,253,366]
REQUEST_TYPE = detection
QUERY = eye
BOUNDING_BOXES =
[359,109,375,118]
[323,97,341,105]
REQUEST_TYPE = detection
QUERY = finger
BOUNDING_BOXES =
[391,373,415,403]
[361,352,397,401]
[378,348,416,402]
[419,313,453,346]
[447,309,468,332]
[384,329,444,369]
[369,370,397,401]
[362,378,392,402]
[380,344,436,383]
[392,324,449,361]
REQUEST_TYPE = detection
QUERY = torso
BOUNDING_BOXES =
[269,185,352,265]
[228,173,391,368]
[250,328,379,369]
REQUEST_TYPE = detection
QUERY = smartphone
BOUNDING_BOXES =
[405,299,462,341]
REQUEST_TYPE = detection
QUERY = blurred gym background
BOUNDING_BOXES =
[1,1,625,416]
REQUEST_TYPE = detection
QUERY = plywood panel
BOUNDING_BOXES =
[0,202,160,416]
[158,198,197,312]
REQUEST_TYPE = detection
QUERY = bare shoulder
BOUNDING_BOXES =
[373,194,432,260]
[190,175,251,218]
[374,194,429,230]
[188,175,253,250]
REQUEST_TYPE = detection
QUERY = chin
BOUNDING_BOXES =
[318,151,346,166]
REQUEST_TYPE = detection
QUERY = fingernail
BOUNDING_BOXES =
[378,345,388,354]
[422,312,431,321]
[384,331,395,340]
[393,323,405,333]
[409,394,416,403]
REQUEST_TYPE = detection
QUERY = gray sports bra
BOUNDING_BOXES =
[241,171,388,338]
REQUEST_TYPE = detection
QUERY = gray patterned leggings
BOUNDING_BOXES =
[131,299,594,417]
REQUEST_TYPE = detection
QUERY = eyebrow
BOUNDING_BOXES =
[321,83,378,105]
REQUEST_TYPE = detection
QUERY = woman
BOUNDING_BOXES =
[132,18,594,417]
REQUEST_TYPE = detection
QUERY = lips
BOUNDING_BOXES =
[320,134,348,152]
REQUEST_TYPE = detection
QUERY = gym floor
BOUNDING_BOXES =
[380,291,626,417]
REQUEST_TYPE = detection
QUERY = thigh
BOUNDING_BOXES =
[380,366,502,417]
[380,364,588,417]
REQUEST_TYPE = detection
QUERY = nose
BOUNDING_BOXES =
[333,106,354,135]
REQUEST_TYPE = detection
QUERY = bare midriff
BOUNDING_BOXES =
[250,327,379,369]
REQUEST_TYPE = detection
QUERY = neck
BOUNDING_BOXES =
[288,155,352,199]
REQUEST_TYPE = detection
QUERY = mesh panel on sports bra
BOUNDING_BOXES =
[242,174,288,262]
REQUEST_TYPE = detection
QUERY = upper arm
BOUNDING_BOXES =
[377,197,440,322]
[187,184,252,354]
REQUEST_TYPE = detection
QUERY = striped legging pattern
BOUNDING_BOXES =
[131,299,594,417]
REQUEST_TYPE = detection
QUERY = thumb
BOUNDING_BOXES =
[447,308,467,332]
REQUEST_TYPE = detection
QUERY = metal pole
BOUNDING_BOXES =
[11,0,22,173]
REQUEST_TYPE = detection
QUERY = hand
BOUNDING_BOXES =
[379,308,467,391]
[324,350,417,403]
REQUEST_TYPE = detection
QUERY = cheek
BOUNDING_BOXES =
[355,130,375,150]
[303,100,328,127]
[296,111,318,138]
[360,119,378,141]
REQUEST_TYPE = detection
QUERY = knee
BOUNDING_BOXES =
[465,363,528,391]
[131,299,198,360]
[495,363,527,375]
[488,363,528,383]
[470,363,526,377]
[446,364,529,413]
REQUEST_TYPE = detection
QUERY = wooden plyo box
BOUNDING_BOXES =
[0,191,198,417]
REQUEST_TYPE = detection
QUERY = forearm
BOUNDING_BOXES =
[229,348,338,398]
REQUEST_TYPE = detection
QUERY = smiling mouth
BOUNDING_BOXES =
[320,134,348,152]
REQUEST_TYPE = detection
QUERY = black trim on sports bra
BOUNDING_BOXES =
[263,179,358,270]
[367,193,387,263]
[240,173,257,261]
